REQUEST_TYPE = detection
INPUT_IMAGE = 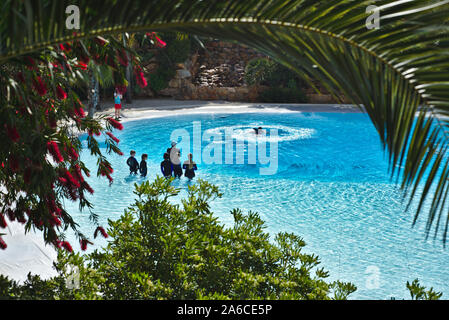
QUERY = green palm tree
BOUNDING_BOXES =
[1,0,449,242]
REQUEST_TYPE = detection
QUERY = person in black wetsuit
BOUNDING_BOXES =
[183,153,197,180]
[140,154,148,177]
[169,141,183,178]
[126,150,139,174]
[253,127,263,135]
[160,152,173,178]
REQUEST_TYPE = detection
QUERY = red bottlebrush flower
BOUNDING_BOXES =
[50,213,61,227]
[94,226,108,239]
[154,35,166,48]
[5,125,20,142]
[116,150,124,156]
[0,215,7,228]
[68,188,79,201]
[74,106,86,119]
[106,117,124,130]
[6,209,15,221]
[56,85,67,100]
[106,131,120,143]
[61,241,73,253]
[101,162,113,175]
[77,61,88,70]
[47,141,64,163]
[134,66,148,88]
[64,169,81,188]
[32,76,47,96]
[80,239,87,251]
[69,147,79,160]
[146,32,166,48]
[83,181,94,194]
[79,53,90,65]
[53,240,62,249]
[106,173,113,184]
[17,214,27,224]
[80,239,93,251]
[0,237,7,250]
[51,61,62,69]
[58,177,68,185]
[46,196,58,213]
[73,164,84,184]
[59,42,71,52]
[9,155,19,172]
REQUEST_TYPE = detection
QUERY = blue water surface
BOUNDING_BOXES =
[64,111,449,300]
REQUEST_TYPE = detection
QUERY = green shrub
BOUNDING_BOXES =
[259,87,308,103]
[148,69,173,93]
[161,33,191,63]
[406,279,443,300]
[0,178,357,300]
[244,57,305,88]
[244,58,275,86]
[146,32,191,93]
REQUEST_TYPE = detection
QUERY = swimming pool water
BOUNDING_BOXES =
[64,111,449,300]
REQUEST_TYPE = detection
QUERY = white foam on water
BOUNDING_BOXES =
[205,124,316,143]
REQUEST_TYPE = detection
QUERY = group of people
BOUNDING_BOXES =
[126,141,197,180]
[126,151,148,177]
[161,141,198,179]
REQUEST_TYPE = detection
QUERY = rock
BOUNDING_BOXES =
[176,69,191,79]
[168,78,181,88]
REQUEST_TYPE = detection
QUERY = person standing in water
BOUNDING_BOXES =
[183,153,197,180]
[169,141,183,178]
[140,154,148,178]
[160,152,173,178]
[114,89,123,120]
[126,150,139,175]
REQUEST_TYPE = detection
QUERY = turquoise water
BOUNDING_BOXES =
[64,112,449,300]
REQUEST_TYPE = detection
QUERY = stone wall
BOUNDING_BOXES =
[157,40,345,103]
[158,40,267,101]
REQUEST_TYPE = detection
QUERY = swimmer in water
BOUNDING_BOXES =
[253,127,263,135]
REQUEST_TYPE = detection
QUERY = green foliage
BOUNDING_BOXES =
[406,279,443,300]
[147,32,191,94]
[245,58,307,103]
[259,87,308,103]
[244,58,274,86]
[160,33,191,64]
[0,178,357,300]
[149,68,176,93]
[244,57,305,88]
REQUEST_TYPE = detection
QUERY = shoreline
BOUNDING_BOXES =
[96,98,362,123]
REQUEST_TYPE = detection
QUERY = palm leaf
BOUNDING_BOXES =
[1,0,449,242]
